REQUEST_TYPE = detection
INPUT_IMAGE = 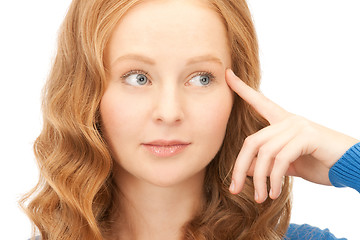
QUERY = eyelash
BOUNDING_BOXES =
[120,69,216,87]
[121,69,149,79]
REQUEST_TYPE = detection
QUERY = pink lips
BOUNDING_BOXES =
[142,140,191,158]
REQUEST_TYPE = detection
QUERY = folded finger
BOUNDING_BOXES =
[269,135,307,199]
[231,122,289,194]
[253,128,297,203]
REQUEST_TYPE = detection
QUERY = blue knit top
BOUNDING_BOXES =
[285,142,360,239]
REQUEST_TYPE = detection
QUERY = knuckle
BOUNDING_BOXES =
[273,155,290,175]
[286,114,304,123]
[233,162,248,177]
[274,152,287,164]
[258,145,274,159]
[243,135,258,148]
[302,123,317,137]
[270,170,282,182]
[233,167,247,177]
[253,170,267,183]
[293,115,313,130]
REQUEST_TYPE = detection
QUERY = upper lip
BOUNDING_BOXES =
[142,140,191,146]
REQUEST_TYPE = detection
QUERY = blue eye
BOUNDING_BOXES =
[121,70,150,86]
[121,70,215,87]
[188,72,215,87]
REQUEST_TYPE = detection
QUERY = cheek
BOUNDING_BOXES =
[99,88,141,144]
[192,89,233,143]
[100,91,123,132]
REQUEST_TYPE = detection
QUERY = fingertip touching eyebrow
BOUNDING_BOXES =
[111,53,224,67]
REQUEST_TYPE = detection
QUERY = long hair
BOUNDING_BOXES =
[20,0,292,239]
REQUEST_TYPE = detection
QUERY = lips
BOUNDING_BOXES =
[143,140,191,146]
[142,140,191,157]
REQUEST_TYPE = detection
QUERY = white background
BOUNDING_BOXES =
[1,1,359,239]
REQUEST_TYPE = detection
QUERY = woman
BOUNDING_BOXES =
[21,0,359,239]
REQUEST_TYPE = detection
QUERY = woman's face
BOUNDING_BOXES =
[101,0,233,187]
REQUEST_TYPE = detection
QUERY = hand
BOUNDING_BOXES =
[226,69,359,203]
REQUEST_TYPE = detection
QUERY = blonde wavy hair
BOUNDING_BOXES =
[20,0,292,239]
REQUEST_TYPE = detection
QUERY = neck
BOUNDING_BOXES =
[110,166,205,240]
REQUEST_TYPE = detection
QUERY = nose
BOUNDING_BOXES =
[152,85,184,125]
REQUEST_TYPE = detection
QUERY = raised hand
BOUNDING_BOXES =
[226,69,359,203]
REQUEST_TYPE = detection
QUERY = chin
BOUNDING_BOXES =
[114,152,210,189]
[142,168,206,189]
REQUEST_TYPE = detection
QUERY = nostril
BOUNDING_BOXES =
[152,89,185,124]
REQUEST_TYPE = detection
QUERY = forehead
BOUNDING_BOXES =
[106,0,230,65]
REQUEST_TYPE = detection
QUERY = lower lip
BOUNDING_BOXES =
[142,144,190,157]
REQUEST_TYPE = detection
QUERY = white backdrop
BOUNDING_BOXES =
[1,1,359,239]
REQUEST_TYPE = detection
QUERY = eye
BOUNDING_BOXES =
[188,72,215,87]
[121,70,150,86]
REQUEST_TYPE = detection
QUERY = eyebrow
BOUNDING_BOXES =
[111,53,223,67]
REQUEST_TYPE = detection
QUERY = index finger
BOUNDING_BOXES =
[225,69,288,124]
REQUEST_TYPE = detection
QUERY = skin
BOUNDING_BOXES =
[226,69,359,203]
[100,0,233,239]
[100,0,359,238]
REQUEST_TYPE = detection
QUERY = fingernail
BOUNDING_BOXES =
[229,180,236,193]
[269,189,273,198]
[270,188,281,199]
[254,190,259,202]
[228,69,236,78]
